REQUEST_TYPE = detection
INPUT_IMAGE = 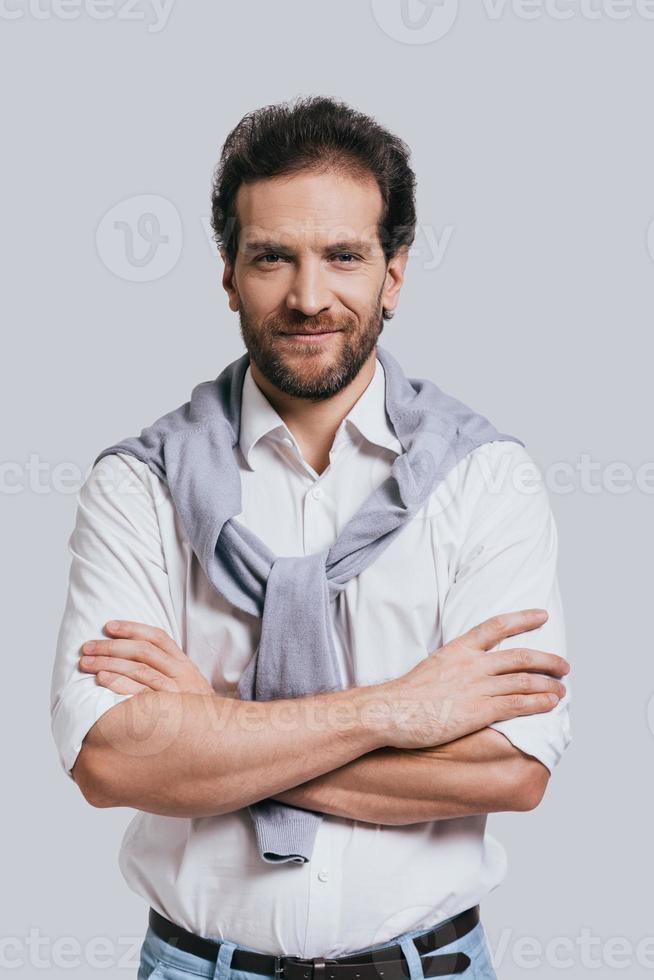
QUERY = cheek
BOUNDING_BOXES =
[332,273,381,312]
[240,268,292,310]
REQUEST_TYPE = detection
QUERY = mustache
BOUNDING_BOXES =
[269,316,356,334]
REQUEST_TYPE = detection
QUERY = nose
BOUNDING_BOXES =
[285,260,333,317]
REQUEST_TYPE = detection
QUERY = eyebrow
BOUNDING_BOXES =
[241,238,375,257]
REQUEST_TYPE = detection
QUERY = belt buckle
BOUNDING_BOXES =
[274,956,285,980]
[311,956,329,980]
[282,955,333,980]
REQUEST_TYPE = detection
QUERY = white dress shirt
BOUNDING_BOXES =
[50,355,572,958]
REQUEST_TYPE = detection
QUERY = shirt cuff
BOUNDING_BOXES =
[488,706,573,775]
[51,683,135,780]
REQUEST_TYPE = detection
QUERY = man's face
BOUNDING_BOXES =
[221,168,407,401]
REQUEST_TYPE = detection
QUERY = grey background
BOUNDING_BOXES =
[2,2,652,977]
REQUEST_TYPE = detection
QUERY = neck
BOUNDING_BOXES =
[248,348,378,475]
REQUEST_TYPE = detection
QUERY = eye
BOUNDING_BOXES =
[255,253,288,265]
[332,252,359,264]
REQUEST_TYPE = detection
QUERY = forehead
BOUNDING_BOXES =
[235,169,384,249]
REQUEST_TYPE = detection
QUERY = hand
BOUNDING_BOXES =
[78,621,214,696]
[379,608,570,750]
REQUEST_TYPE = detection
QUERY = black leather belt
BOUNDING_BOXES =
[148,905,480,978]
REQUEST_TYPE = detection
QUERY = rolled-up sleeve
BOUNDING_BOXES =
[440,441,572,774]
[49,452,178,781]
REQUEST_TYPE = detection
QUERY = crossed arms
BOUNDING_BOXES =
[51,450,572,824]
[68,609,567,821]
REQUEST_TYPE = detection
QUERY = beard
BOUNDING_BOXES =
[237,287,386,401]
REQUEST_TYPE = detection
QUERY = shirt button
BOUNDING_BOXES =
[317,870,329,882]
[282,436,293,447]
[311,487,324,500]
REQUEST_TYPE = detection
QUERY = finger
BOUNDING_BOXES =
[491,691,561,722]
[102,621,186,661]
[487,672,567,700]
[487,648,570,677]
[81,639,180,678]
[94,671,149,695]
[462,609,549,652]
[79,655,177,692]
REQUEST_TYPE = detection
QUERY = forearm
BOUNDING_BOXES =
[73,686,387,816]
[272,727,527,824]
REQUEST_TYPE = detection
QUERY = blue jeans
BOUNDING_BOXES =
[137,911,498,980]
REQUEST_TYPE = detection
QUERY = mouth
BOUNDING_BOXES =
[279,330,342,344]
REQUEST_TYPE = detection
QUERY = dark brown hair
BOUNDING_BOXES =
[210,95,417,321]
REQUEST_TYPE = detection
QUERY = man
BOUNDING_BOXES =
[50,96,571,980]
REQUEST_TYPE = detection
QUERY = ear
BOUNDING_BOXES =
[381,245,409,316]
[220,249,241,313]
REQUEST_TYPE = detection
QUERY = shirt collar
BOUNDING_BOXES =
[238,355,403,470]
